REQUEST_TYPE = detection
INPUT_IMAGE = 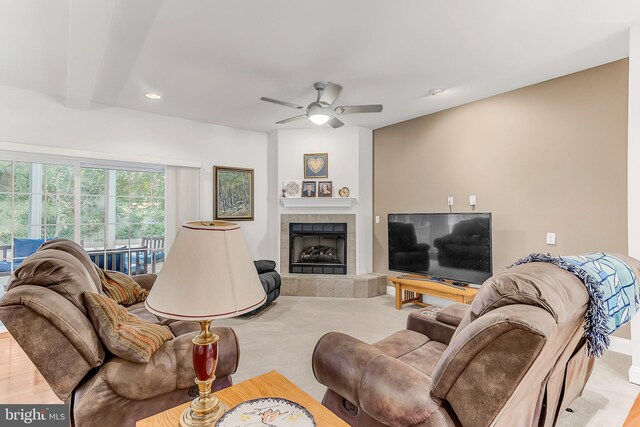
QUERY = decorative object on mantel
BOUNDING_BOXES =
[304,153,328,178]
[318,181,333,197]
[216,397,316,427]
[301,181,317,197]
[338,187,350,197]
[283,180,302,198]
[279,197,357,208]
[214,166,254,221]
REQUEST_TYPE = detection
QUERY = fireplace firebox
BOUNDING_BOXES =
[289,223,347,274]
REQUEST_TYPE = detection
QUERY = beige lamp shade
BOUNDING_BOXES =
[145,221,266,321]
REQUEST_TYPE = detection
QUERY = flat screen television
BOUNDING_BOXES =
[388,213,492,285]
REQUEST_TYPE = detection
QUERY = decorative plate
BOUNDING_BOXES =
[338,186,350,198]
[217,397,316,427]
[283,180,301,198]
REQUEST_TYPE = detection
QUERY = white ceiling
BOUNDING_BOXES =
[1,0,639,132]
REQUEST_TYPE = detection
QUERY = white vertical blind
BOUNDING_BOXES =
[165,166,200,252]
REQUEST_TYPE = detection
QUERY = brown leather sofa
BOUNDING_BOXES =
[313,259,640,426]
[0,239,240,427]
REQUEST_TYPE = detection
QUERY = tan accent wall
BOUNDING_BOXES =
[373,59,630,338]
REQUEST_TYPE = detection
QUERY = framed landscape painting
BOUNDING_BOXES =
[214,166,254,221]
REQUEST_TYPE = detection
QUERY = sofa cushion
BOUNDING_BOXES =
[8,250,100,314]
[398,340,447,378]
[373,330,430,359]
[83,292,173,363]
[260,271,280,294]
[97,268,149,306]
[126,302,163,324]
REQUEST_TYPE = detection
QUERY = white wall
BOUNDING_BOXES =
[274,127,373,274]
[0,85,273,259]
[628,25,640,384]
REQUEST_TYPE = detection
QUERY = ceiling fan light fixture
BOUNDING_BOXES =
[309,113,330,125]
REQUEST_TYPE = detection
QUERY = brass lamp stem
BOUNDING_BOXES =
[180,320,226,427]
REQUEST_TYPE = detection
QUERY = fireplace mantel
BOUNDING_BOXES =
[279,197,357,209]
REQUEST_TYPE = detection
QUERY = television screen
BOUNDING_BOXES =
[388,213,492,285]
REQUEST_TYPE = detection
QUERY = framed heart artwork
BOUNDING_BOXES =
[303,153,328,178]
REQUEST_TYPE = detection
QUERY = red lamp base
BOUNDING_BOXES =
[180,320,226,427]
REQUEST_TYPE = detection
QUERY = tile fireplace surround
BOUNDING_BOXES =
[280,214,387,298]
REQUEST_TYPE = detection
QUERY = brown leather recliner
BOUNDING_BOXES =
[313,258,640,426]
[0,239,240,427]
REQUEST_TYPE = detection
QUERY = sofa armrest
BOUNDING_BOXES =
[406,312,457,345]
[359,354,439,426]
[102,326,239,400]
[312,332,383,405]
[254,260,276,274]
[435,303,469,327]
[313,332,439,426]
[131,273,157,291]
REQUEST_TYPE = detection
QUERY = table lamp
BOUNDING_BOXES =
[145,221,267,427]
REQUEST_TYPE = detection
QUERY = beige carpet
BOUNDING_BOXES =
[215,295,638,426]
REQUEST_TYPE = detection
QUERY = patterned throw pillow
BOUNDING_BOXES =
[95,267,149,306]
[83,292,173,363]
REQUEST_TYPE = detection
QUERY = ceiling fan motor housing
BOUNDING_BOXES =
[307,101,331,117]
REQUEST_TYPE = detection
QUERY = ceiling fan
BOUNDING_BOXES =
[260,82,383,128]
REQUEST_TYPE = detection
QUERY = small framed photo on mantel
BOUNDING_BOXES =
[304,153,328,178]
[318,181,333,197]
[301,181,317,197]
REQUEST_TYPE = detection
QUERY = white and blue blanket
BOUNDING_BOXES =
[511,252,639,357]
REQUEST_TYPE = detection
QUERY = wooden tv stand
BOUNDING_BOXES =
[389,275,478,310]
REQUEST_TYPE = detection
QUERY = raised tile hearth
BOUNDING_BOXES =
[281,273,388,298]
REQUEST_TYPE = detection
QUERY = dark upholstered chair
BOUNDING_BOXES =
[388,222,430,273]
[251,260,281,314]
[312,258,640,426]
[0,239,240,427]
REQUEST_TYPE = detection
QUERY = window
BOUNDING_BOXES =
[0,161,75,274]
[80,168,165,276]
[0,159,165,287]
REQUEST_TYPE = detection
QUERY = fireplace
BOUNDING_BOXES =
[289,223,347,274]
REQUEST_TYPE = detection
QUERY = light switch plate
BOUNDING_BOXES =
[375,215,380,224]
[546,232,556,245]
[447,196,454,206]
[469,195,477,206]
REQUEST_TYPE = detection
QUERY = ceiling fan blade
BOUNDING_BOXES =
[261,97,305,110]
[328,116,344,128]
[275,115,307,124]
[319,83,343,105]
[335,104,383,114]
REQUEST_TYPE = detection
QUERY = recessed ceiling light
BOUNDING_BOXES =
[429,88,445,96]
[144,92,162,100]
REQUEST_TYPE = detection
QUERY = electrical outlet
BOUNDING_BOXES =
[469,195,477,206]
[447,196,454,206]
[375,215,380,224]
[546,232,556,245]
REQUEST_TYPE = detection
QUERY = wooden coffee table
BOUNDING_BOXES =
[137,370,348,426]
